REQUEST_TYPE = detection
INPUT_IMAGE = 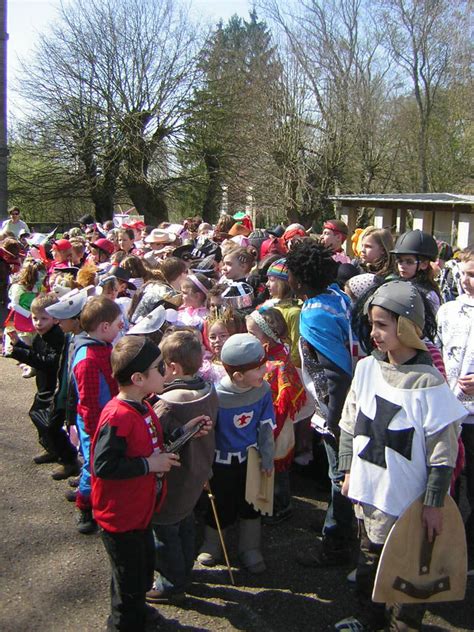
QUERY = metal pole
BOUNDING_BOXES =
[0,0,8,219]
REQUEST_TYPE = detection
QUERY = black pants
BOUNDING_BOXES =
[356,520,425,631]
[101,525,155,632]
[206,460,259,529]
[45,408,77,464]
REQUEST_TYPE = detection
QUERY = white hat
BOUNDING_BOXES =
[127,305,177,335]
[144,229,177,245]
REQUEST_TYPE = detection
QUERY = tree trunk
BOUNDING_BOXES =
[202,153,221,223]
[90,188,115,223]
[125,180,168,225]
[418,121,429,192]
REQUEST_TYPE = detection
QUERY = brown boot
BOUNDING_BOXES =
[51,461,81,481]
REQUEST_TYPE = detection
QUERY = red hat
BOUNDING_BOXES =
[90,238,115,255]
[52,239,73,251]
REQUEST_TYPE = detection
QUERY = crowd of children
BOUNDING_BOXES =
[1,210,473,631]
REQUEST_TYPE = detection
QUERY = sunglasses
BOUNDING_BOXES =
[150,358,166,377]
[10,212,19,216]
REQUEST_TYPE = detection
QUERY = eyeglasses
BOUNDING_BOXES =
[150,358,166,376]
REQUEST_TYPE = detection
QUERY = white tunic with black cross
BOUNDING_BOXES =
[341,355,466,518]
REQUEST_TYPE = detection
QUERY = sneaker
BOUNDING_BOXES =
[146,587,186,604]
[65,488,78,502]
[262,507,293,526]
[33,451,57,465]
[22,366,36,378]
[51,461,81,481]
[77,509,97,535]
[335,616,366,631]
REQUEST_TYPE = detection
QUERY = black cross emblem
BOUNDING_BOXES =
[354,395,414,468]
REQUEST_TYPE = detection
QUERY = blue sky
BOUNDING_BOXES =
[8,0,254,111]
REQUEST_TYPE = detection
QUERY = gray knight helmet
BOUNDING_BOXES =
[364,280,425,330]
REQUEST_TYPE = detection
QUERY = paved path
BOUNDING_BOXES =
[0,355,473,631]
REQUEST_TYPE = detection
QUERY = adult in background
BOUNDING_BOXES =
[1,207,30,240]
[320,219,351,265]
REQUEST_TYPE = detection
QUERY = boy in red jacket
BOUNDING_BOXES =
[91,335,211,632]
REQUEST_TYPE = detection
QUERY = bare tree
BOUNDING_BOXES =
[17,0,202,223]
[377,0,465,192]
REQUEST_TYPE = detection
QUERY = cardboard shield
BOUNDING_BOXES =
[245,446,274,516]
[373,495,467,604]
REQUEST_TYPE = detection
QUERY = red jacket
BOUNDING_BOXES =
[91,398,167,532]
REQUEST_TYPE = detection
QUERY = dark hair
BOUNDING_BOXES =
[118,228,135,241]
[351,281,437,355]
[286,239,338,293]
[80,296,121,333]
[160,330,203,375]
[121,255,151,281]
[160,257,187,284]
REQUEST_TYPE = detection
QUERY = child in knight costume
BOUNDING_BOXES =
[197,333,275,574]
[337,280,466,632]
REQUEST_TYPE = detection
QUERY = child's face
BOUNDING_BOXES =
[58,317,80,334]
[32,308,57,336]
[396,255,429,279]
[181,281,205,308]
[102,284,119,300]
[101,314,124,343]
[369,306,402,355]
[361,236,384,264]
[235,362,267,389]
[118,233,133,252]
[321,228,342,251]
[460,260,474,296]
[140,356,166,395]
[266,276,281,298]
[54,249,71,263]
[222,254,246,280]
[208,322,230,356]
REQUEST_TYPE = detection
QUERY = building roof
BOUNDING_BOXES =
[328,193,474,215]
[328,193,474,205]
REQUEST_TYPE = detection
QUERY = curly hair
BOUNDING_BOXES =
[286,239,338,293]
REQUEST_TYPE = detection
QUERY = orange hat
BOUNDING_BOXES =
[228,222,251,237]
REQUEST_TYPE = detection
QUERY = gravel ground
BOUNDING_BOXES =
[1,355,473,631]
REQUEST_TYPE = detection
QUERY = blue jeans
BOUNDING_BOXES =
[322,435,353,542]
[152,513,195,594]
[75,415,91,499]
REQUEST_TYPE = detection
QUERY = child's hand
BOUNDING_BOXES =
[146,450,180,474]
[458,374,474,395]
[7,330,19,346]
[341,473,350,497]
[261,468,273,476]
[185,415,213,438]
[422,506,443,543]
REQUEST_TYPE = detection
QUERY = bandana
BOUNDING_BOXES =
[250,310,281,343]
[114,338,161,383]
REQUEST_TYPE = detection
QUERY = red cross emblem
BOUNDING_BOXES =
[233,410,253,428]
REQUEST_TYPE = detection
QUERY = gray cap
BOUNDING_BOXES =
[364,280,425,330]
[45,287,89,319]
[221,333,265,368]
[127,305,177,335]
